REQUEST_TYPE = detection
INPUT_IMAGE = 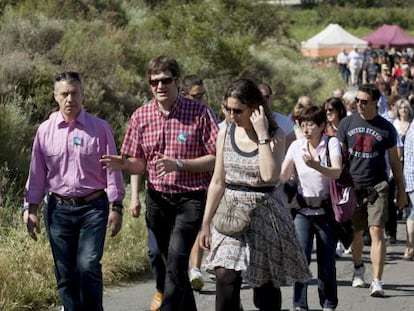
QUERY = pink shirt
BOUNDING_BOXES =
[121,95,218,193]
[25,109,125,204]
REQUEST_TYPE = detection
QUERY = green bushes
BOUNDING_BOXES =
[0,1,403,309]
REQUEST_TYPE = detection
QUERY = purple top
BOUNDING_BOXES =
[25,109,125,204]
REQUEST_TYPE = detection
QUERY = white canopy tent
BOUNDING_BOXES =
[301,23,368,57]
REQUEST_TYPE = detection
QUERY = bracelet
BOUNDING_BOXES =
[258,138,271,145]
[111,203,124,215]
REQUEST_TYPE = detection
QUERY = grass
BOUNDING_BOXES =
[0,187,149,311]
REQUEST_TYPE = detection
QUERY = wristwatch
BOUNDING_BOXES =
[258,138,271,145]
[111,203,123,215]
[176,159,184,170]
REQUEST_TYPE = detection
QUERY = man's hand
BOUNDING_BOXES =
[107,211,123,237]
[25,212,41,241]
[154,152,179,178]
[100,155,125,171]
[397,189,408,210]
[129,200,141,218]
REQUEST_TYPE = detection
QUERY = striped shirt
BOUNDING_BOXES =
[121,95,219,193]
[404,122,414,192]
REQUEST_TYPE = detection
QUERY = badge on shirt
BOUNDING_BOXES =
[177,131,187,143]
[74,136,83,146]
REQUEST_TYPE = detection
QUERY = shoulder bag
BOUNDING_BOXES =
[326,137,357,223]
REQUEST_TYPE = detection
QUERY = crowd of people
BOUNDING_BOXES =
[18,54,414,311]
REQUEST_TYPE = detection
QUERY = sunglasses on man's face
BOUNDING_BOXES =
[149,77,176,87]
[223,105,246,115]
[355,97,370,105]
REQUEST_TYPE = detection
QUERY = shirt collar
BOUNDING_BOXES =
[299,135,329,153]
[56,109,86,127]
[152,95,182,117]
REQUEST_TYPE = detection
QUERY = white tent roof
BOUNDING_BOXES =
[301,23,368,48]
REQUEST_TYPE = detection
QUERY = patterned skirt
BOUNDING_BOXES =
[204,188,312,288]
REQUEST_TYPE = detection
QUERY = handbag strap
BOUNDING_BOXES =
[326,136,332,168]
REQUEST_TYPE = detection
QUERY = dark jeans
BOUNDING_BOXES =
[147,227,166,292]
[385,178,397,238]
[293,213,338,310]
[146,189,206,311]
[44,193,109,311]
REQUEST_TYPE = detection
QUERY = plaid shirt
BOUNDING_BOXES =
[121,95,218,193]
[404,122,414,192]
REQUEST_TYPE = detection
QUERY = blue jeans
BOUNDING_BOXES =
[293,213,338,310]
[146,189,206,311]
[44,193,109,311]
[148,228,166,292]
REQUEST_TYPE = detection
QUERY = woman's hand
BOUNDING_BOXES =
[250,105,269,139]
[199,223,212,250]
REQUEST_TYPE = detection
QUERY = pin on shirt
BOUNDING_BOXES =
[74,136,83,146]
[177,131,187,143]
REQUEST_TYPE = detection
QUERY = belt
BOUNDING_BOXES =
[225,183,275,193]
[51,190,105,206]
[148,189,206,201]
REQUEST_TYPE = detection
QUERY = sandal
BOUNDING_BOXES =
[402,249,414,261]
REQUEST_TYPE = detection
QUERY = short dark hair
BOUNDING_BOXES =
[359,83,381,102]
[147,55,180,79]
[298,105,326,127]
[182,75,203,92]
[55,71,81,83]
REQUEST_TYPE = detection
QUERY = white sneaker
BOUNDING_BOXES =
[335,242,344,258]
[344,247,352,254]
[352,265,366,288]
[370,279,385,297]
[190,268,204,291]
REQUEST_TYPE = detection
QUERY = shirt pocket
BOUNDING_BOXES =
[43,147,64,168]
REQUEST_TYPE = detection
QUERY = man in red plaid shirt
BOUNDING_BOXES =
[102,56,218,311]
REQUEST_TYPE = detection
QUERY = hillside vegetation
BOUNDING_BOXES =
[1,1,413,309]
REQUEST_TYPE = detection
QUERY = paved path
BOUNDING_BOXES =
[103,222,414,311]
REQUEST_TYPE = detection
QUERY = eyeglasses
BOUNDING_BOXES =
[224,105,246,115]
[355,97,369,105]
[188,92,205,100]
[55,71,81,83]
[149,77,176,87]
[326,108,335,112]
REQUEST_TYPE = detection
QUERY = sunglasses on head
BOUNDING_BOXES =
[224,105,245,115]
[355,97,369,105]
[149,77,176,87]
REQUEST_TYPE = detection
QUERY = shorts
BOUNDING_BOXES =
[352,180,389,232]
[407,192,414,221]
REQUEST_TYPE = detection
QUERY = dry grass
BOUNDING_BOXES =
[0,189,149,310]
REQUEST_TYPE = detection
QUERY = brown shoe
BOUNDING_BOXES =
[149,291,163,311]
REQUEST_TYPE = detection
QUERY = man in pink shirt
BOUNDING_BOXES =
[24,71,125,311]
[101,56,219,311]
